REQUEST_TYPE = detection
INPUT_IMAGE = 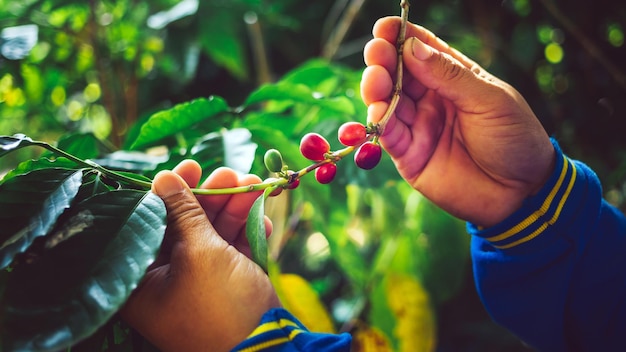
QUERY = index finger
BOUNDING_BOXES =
[372,16,480,71]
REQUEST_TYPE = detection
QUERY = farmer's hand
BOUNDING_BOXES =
[361,17,555,227]
[120,160,280,352]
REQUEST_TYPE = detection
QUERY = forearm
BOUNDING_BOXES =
[469,138,626,351]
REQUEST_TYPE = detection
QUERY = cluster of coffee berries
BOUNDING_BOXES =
[299,121,382,184]
[261,121,382,189]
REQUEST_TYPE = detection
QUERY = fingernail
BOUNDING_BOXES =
[410,37,432,61]
[152,171,186,198]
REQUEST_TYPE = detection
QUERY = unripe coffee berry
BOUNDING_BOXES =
[264,149,284,173]
[338,122,367,147]
[300,133,330,161]
[354,142,382,170]
[315,163,337,184]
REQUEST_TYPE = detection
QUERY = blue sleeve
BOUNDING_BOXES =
[231,308,351,352]
[468,139,626,351]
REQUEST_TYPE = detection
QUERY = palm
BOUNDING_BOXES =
[386,81,545,226]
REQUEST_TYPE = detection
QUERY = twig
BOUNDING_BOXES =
[245,12,272,85]
[373,0,410,135]
[321,0,366,60]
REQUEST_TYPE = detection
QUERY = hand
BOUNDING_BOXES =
[120,160,280,352]
[361,17,556,227]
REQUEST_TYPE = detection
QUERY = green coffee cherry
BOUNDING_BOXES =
[264,148,284,173]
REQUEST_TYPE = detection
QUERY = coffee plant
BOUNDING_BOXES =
[4,0,618,350]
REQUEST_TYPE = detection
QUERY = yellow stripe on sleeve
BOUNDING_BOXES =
[235,318,305,352]
[486,155,570,243]
[494,161,576,249]
[236,337,291,352]
[245,319,300,339]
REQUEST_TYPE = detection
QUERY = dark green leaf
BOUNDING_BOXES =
[75,172,115,201]
[0,168,83,269]
[129,97,230,150]
[1,190,166,351]
[244,83,355,115]
[92,151,168,173]
[198,8,247,79]
[54,133,108,160]
[246,190,269,272]
[0,134,35,158]
[0,157,79,184]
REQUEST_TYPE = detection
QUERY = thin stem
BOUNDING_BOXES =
[34,141,153,190]
[190,144,357,195]
[374,0,410,135]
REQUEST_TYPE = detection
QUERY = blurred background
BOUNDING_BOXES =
[1,0,624,350]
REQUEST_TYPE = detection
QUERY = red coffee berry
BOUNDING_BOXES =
[300,133,330,161]
[285,171,300,189]
[338,122,367,147]
[270,186,283,197]
[264,178,284,196]
[315,163,337,184]
[286,178,300,189]
[354,142,382,170]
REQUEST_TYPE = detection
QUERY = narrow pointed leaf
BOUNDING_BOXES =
[130,96,229,150]
[0,168,83,269]
[0,190,167,352]
[246,190,270,272]
[0,134,35,158]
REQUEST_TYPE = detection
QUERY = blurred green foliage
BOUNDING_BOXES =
[1,0,625,350]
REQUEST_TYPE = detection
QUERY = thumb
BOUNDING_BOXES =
[152,170,214,244]
[403,36,496,108]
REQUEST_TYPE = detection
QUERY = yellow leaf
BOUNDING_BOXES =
[275,273,336,333]
[351,324,394,352]
[386,274,436,352]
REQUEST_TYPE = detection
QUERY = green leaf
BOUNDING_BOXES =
[246,189,270,272]
[0,157,79,184]
[198,8,248,79]
[0,168,83,269]
[221,128,258,174]
[129,96,230,150]
[0,134,35,158]
[92,151,168,173]
[0,190,166,351]
[244,83,355,115]
[191,128,258,178]
[54,133,108,160]
[280,59,338,88]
